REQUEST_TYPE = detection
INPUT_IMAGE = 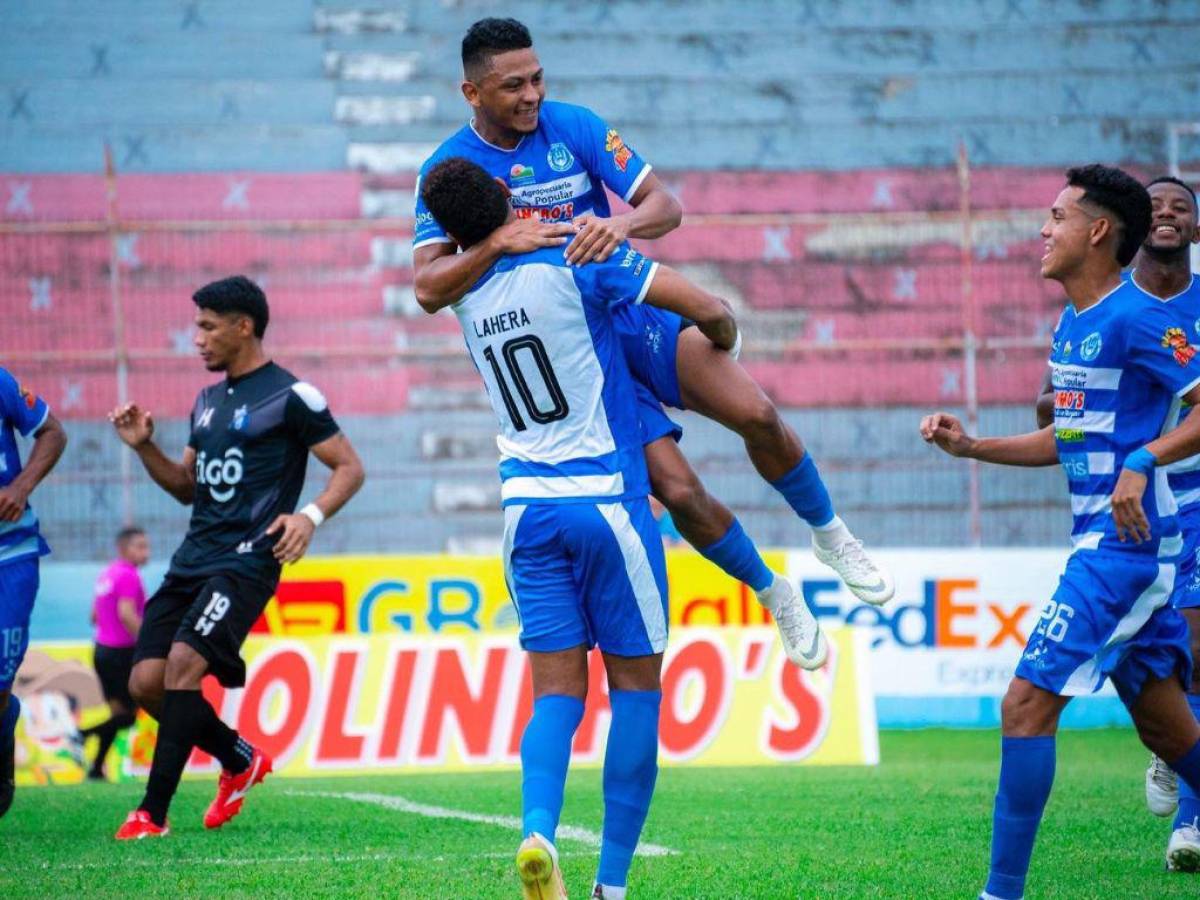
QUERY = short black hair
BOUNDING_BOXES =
[1147,175,1198,212]
[1065,164,1152,266]
[420,157,510,249]
[193,275,269,338]
[116,525,144,545]
[462,17,532,79]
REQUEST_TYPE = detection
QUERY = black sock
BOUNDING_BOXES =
[89,713,136,776]
[139,691,206,826]
[194,703,252,775]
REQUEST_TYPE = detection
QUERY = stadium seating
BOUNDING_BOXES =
[1,0,1196,555]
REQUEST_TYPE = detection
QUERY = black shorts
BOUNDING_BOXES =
[92,643,136,706]
[132,572,275,688]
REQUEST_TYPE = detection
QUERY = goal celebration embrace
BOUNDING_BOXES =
[4,4,1200,899]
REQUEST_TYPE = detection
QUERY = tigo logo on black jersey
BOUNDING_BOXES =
[196,447,244,502]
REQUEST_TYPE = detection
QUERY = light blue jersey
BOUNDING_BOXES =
[1048,279,1200,557]
[414,101,651,250]
[0,367,50,565]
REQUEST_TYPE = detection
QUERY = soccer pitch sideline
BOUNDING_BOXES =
[3,730,1192,899]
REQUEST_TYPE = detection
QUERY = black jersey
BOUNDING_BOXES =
[167,362,339,583]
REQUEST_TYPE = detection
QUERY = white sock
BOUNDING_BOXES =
[755,573,787,610]
[811,515,850,549]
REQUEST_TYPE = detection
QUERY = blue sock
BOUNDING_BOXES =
[1174,695,1200,830]
[598,690,661,889]
[984,735,1056,900]
[521,694,585,843]
[697,519,774,593]
[1,695,20,738]
[769,454,835,528]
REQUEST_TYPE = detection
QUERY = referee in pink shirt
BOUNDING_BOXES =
[83,526,149,780]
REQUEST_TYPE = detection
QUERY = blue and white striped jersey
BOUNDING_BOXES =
[453,243,659,507]
[0,367,50,565]
[1049,279,1200,556]
[1136,273,1200,516]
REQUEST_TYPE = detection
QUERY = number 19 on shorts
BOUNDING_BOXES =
[195,591,231,636]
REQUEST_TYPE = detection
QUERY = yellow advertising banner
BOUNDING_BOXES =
[14,626,876,786]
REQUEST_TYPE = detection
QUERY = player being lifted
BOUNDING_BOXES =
[0,368,66,820]
[1036,175,1200,871]
[108,276,364,839]
[412,18,893,638]
[923,166,1200,899]
[422,156,819,899]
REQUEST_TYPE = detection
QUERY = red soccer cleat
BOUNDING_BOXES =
[203,747,273,830]
[115,809,170,840]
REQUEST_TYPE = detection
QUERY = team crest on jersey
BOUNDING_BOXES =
[17,384,35,409]
[1162,326,1197,365]
[1079,332,1102,362]
[1063,341,1072,359]
[1193,316,1200,336]
[509,163,535,184]
[547,142,574,173]
[231,404,248,431]
[605,129,633,172]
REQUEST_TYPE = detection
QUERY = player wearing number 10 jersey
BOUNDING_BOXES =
[108,276,365,840]
[422,157,823,900]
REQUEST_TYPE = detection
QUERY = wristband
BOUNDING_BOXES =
[730,329,743,361]
[1123,447,1157,476]
[300,503,325,528]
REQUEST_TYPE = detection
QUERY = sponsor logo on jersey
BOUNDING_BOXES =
[605,129,633,172]
[415,210,436,229]
[1055,428,1086,443]
[512,201,575,221]
[1063,341,1072,358]
[231,404,248,431]
[1054,390,1085,412]
[195,447,244,503]
[509,163,535,183]
[17,384,35,409]
[1164,326,1198,365]
[1080,331,1102,361]
[547,142,574,173]
[196,407,215,429]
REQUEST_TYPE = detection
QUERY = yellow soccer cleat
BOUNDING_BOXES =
[516,832,568,899]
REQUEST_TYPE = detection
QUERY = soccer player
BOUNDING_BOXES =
[108,276,365,839]
[81,525,150,780]
[412,17,893,620]
[422,156,820,899]
[0,368,66,819]
[922,165,1200,899]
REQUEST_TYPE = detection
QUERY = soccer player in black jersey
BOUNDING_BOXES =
[108,276,364,839]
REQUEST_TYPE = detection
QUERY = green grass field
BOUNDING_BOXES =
[2,729,1195,898]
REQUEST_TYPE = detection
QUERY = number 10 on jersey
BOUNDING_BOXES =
[483,335,570,431]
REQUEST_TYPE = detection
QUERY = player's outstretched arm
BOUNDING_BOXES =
[565,173,682,266]
[108,402,196,505]
[0,412,67,523]
[1035,368,1054,430]
[414,219,577,313]
[266,432,365,565]
[642,265,737,352]
[919,412,1058,467]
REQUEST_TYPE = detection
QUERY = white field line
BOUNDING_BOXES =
[43,851,506,871]
[287,789,677,857]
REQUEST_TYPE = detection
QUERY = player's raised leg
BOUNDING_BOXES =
[674,328,893,606]
[642,434,826,669]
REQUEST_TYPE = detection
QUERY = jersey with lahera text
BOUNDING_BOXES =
[1049,280,1200,557]
[0,366,50,565]
[170,362,339,583]
[453,243,659,506]
[413,101,650,250]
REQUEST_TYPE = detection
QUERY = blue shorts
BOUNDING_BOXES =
[502,498,669,656]
[0,555,39,692]
[1174,511,1200,609]
[614,303,686,446]
[1016,550,1192,706]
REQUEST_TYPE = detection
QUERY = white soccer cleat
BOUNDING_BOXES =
[1147,754,1180,817]
[1167,822,1200,873]
[758,576,828,670]
[812,523,894,607]
[516,832,568,899]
